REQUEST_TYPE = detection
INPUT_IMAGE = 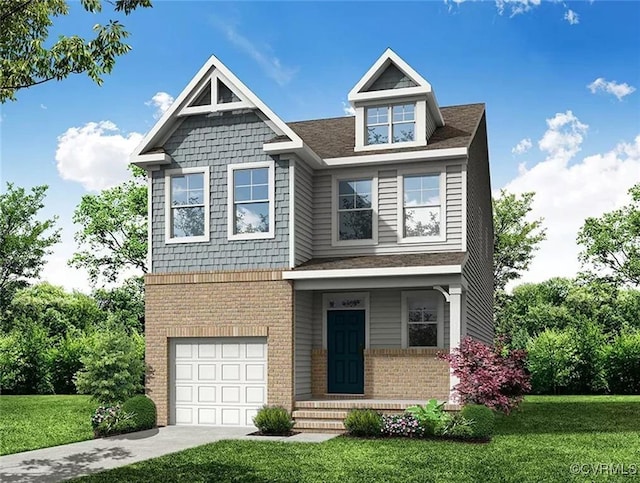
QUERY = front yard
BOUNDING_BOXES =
[72,395,640,483]
[0,395,95,455]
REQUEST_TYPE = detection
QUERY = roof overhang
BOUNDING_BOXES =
[322,147,468,168]
[283,265,463,280]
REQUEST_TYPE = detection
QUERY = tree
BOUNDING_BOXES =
[92,276,145,333]
[493,190,546,292]
[577,183,640,287]
[0,0,152,102]
[0,184,60,310]
[70,167,147,285]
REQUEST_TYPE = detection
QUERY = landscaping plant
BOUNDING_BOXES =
[405,399,448,435]
[343,408,383,437]
[91,405,135,437]
[434,413,475,439]
[253,406,294,435]
[460,404,495,439]
[121,395,156,431]
[443,337,530,413]
[380,413,425,438]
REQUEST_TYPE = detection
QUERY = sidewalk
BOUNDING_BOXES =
[0,426,337,483]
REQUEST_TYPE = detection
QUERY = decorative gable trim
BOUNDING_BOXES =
[131,54,316,167]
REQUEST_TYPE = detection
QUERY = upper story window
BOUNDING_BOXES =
[165,167,210,244]
[402,291,444,348]
[227,161,275,240]
[399,172,444,242]
[337,179,374,241]
[366,104,415,145]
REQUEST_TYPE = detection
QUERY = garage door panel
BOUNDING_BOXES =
[172,338,266,427]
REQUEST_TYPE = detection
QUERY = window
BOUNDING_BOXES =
[227,162,275,240]
[402,291,443,348]
[401,173,442,239]
[366,104,415,145]
[337,179,374,241]
[165,167,209,243]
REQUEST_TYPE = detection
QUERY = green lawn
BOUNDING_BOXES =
[74,396,640,483]
[0,395,95,455]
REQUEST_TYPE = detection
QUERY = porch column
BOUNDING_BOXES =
[448,284,463,403]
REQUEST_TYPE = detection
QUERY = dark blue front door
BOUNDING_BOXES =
[327,310,365,394]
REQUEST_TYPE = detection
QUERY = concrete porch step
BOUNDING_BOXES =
[292,410,350,420]
[294,399,425,411]
[293,419,345,433]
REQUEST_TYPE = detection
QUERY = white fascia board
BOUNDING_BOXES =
[263,140,303,153]
[348,48,432,100]
[282,265,462,280]
[130,152,172,167]
[322,147,468,168]
[349,86,430,103]
[263,141,326,169]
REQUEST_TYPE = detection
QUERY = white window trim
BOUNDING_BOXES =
[227,161,276,241]
[397,167,446,244]
[355,99,427,152]
[331,173,379,247]
[321,292,370,351]
[401,290,445,349]
[164,167,210,244]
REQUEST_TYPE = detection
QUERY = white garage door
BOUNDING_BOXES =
[171,337,267,426]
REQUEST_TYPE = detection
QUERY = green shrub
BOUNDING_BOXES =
[343,409,382,437]
[121,395,156,431]
[48,331,88,394]
[253,406,294,435]
[605,331,640,394]
[571,321,608,393]
[91,405,135,437]
[75,327,145,404]
[527,328,577,394]
[460,404,495,439]
[434,413,474,439]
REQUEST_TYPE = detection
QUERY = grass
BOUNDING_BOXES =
[73,395,640,483]
[0,395,95,455]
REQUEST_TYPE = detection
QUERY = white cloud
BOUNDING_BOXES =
[587,78,636,101]
[40,104,47,110]
[342,102,356,116]
[145,91,174,118]
[564,9,579,25]
[502,110,640,287]
[212,19,296,86]
[55,121,143,192]
[495,0,541,17]
[512,138,533,155]
[40,241,92,293]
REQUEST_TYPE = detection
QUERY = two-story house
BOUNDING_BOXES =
[132,49,494,431]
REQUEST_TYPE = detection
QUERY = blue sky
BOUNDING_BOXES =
[2,0,639,291]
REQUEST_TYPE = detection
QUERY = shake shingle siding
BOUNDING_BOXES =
[366,64,418,91]
[462,114,494,345]
[151,111,289,272]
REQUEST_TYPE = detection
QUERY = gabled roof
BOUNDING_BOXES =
[267,103,485,160]
[130,54,318,166]
[347,48,445,127]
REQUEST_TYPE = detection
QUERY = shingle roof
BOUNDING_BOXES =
[268,103,485,159]
[294,252,466,270]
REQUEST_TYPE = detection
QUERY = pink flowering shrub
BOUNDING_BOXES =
[442,337,531,414]
[381,414,426,438]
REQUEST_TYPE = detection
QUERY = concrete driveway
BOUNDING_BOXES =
[0,426,336,483]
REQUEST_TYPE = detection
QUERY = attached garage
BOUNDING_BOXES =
[170,337,267,426]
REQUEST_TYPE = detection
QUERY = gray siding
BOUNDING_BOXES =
[426,108,437,142]
[294,158,313,265]
[151,111,289,272]
[367,64,417,91]
[463,113,495,345]
[294,291,314,399]
[309,289,451,350]
[312,162,464,257]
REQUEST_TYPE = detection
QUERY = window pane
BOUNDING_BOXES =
[235,186,251,202]
[234,169,251,186]
[339,180,356,195]
[367,106,388,124]
[251,168,268,185]
[404,190,421,207]
[186,188,204,205]
[404,176,422,191]
[393,104,415,122]
[404,207,441,237]
[355,193,371,209]
[408,310,422,323]
[186,173,204,191]
[392,122,415,143]
[235,202,269,234]
[252,185,269,201]
[409,324,437,347]
[355,180,371,194]
[339,195,355,210]
[339,210,372,240]
[171,176,188,205]
[172,207,205,238]
[421,175,439,190]
[367,125,389,145]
